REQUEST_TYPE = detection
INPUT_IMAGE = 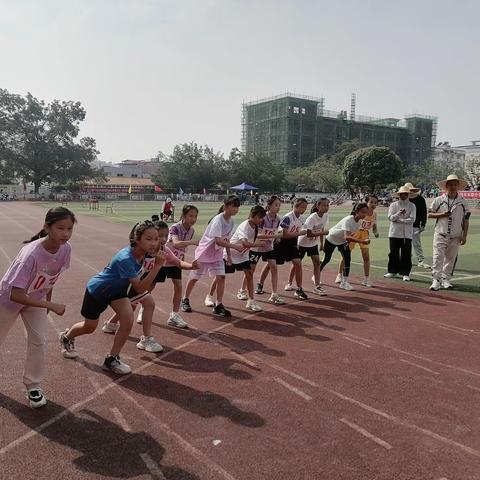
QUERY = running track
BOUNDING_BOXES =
[1,202,480,480]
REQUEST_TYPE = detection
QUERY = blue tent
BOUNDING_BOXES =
[230,182,258,191]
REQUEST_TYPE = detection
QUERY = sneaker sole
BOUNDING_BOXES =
[167,320,188,329]
[102,327,117,334]
[312,290,327,296]
[62,350,78,359]
[27,397,47,408]
[102,364,131,374]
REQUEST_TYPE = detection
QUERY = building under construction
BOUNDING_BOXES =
[241,93,437,168]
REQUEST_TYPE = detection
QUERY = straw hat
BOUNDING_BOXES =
[393,185,415,198]
[404,182,420,197]
[436,174,468,191]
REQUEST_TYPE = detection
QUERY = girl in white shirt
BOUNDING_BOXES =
[318,203,369,291]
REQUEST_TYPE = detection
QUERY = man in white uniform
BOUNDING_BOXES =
[428,174,471,291]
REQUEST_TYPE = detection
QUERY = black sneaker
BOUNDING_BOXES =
[294,288,308,300]
[255,282,264,295]
[26,388,47,408]
[213,303,232,317]
[181,298,192,313]
[102,355,131,375]
[60,329,78,359]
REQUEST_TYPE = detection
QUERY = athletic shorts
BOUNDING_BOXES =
[154,266,182,283]
[298,245,319,259]
[189,260,225,280]
[81,289,129,320]
[350,230,369,250]
[249,250,276,264]
[224,260,251,274]
[274,238,300,265]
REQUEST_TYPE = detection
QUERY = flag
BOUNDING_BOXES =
[128,185,132,194]
[179,187,184,195]
[154,185,163,193]
[203,187,207,194]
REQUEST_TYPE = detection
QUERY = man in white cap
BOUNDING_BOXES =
[404,182,429,268]
[428,174,471,291]
[384,185,416,281]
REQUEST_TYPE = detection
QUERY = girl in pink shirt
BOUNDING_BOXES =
[0,207,75,408]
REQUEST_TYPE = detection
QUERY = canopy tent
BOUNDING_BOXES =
[230,182,258,191]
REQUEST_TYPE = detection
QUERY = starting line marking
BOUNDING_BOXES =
[140,452,167,480]
[274,377,312,401]
[111,407,132,432]
[400,359,441,376]
[340,418,393,450]
[343,336,372,348]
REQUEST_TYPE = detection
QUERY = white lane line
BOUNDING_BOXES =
[274,377,312,401]
[140,452,167,480]
[111,407,132,432]
[88,376,102,392]
[265,362,318,387]
[120,389,238,480]
[400,359,441,376]
[436,324,469,336]
[343,336,372,348]
[229,351,257,367]
[340,418,392,450]
[466,385,480,393]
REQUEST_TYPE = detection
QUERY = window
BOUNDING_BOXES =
[293,106,300,114]
[301,108,306,115]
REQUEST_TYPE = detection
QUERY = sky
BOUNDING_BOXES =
[1,0,479,163]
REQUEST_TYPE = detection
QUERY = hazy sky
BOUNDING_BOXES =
[2,0,479,163]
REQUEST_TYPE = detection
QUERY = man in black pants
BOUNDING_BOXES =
[404,182,429,269]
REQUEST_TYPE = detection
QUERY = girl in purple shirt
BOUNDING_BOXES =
[0,207,75,408]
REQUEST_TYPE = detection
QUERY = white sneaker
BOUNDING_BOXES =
[204,295,215,307]
[335,273,343,284]
[284,282,295,291]
[246,299,262,312]
[361,278,373,287]
[340,280,354,291]
[403,275,411,282]
[136,335,164,353]
[102,321,118,334]
[26,388,47,408]
[383,272,395,278]
[313,285,327,296]
[430,279,441,291]
[268,293,285,305]
[417,261,431,269]
[102,355,131,374]
[442,279,453,290]
[136,305,144,324]
[167,312,188,328]
[236,289,248,300]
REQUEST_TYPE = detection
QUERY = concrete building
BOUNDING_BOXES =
[433,142,466,167]
[102,159,160,178]
[242,93,437,168]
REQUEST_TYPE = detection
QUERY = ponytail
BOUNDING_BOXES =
[23,229,48,244]
[23,207,76,244]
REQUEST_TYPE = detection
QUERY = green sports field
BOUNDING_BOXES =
[38,200,480,296]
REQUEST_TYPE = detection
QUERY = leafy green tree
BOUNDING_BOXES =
[287,156,344,192]
[0,89,99,192]
[343,146,403,192]
[152,142,226,192]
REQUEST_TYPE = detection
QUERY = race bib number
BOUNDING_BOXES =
[28,271,61,293]
[262,228,276,237]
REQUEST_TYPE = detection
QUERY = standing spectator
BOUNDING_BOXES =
[428,175,470,291]
[404,182,429,269]
[384,186,416,282]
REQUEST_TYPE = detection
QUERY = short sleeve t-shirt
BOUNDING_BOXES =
[280,211,305,236]
[194,213,234,263]
[0,239,71,312]
[166,221,195,266]
[326,215,361,245]
[298,212,329,248]
[429,194,471,238]
[139,247,178,278]
[252,213,280,253]
[87,246,142,300]
[226,220,257,264]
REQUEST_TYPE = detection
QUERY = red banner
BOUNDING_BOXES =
[460,191,480,199]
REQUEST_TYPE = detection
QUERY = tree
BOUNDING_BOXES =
[464,154,480,188]
[225,150,285,192]
[151,142,226,192]
[0,89,99,192]
[287,156,344,192]
[343,146,403,192]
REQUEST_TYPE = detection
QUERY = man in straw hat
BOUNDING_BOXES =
[384,185,416,281]
[427,174,471,291]
[404,182,429,269]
